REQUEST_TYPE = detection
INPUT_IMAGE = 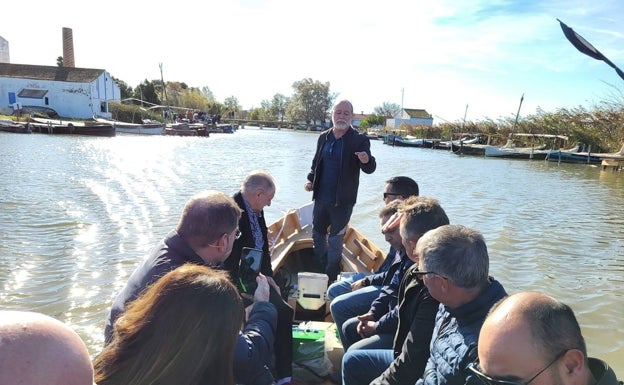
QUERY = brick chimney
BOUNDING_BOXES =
[62,27,75,67]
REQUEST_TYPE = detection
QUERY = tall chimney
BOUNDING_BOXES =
[62,27,75,67]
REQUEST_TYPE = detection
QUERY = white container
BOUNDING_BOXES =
[296,272,328,310]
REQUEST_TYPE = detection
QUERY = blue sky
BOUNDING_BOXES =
[2,0,623,123]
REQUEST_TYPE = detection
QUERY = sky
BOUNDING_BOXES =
[2,0,624,123]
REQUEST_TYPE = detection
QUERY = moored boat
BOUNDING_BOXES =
[0,119,31,134]
[29,117,115,137]
[95,118,165,135]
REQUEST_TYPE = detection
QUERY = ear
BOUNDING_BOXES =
[560,349,585,377]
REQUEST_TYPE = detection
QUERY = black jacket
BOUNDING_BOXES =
[306,127,376,206]
[104,230,277,385]
[224,192,274,285]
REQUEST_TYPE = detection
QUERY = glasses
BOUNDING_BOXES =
[383,192,402,199]
[413,270,448,280]
[468,350,567,385]
[234,229,242,239]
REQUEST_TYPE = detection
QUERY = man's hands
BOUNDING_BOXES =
[356,312,378,338]
[350,278,367,291]
[355,151,369,164]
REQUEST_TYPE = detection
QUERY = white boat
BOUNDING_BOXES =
[95,118,165,135]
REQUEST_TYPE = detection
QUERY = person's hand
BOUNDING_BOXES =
[381,212,403,234]
[244,304,253,322]
[354,151,369,164]
[357,320,377,337]
[253,274,270,303]
[266,276,281,296]
[304,181,313,192]
[351,279,366,291]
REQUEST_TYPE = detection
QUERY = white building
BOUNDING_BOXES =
[385,108,433,129]
[0,63,120,119]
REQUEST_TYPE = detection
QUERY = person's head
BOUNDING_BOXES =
[415,224,489,307]
[379,200,404,251]
[94,264,244,385]
[240,170,276,213]
[383,176,419,203]
[473,292,594,385]
[0,311,93,385]
[176,190,242,265]
[398,196,450,263]
[332,99,354,130]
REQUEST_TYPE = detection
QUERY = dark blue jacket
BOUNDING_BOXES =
[369,247,413,334]
[104,230,277,385]
[371,265,440,385]
[416,278,507,385]
[307,127,376,206]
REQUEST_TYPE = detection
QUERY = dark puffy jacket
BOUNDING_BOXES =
[104,230,277,385]
[306,127,376,206]
[416,278,507,385]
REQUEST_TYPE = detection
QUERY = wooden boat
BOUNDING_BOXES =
[451,142,488,156]
[385,135,434,148]
[95,118,165,135]
[165,123,209,136]
[29,117,115,137]
[546,149,603,164]
[484,143,549,160]
[0,119,31,134]
[267,201,385,320]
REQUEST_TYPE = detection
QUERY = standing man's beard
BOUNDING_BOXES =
[333,121,349,130]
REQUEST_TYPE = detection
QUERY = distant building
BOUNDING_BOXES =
[351,112,374,129]
[0,63,120,119]
[0,36,8,63]
[385,108,433,128]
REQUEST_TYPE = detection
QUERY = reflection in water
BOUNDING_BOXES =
[0,130,622,373]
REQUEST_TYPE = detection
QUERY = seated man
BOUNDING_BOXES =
[104,190,277,385]
[341,197,449,385]
[411,225,507,385]
[326,176,419,301]
[223,170,294,385]
[331,199,404,350]
[472,291,622,385]
[0,310,94,385]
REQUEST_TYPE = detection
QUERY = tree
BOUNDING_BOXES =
[289,78,334,125]
[112,77,133,100]
[56,56,64,67]
[360,115,385,129]
[374,102,402,118]
[201,86,215,103]
[270,93,288,121]
[132,80,160,105]
[224,96,241,118]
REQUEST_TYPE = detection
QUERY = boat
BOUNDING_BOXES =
[95,118,165,135]
[0,119,31,134]
[385,135,434,148]
[451,142,488,156]
[484,141,550,160]
[164,123,209,136]
[267,201,386,319]
[545,149,603,164]
[28,117,115,137]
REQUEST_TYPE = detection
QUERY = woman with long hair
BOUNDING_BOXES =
[94,264,244,385]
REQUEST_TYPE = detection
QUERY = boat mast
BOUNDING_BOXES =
[159,63,170,121]
[512,93,524,134]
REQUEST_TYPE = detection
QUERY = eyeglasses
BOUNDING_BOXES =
[383,192,402,199]
[234,229,242,239]
[413,270,449,280]
[468,350,567,385]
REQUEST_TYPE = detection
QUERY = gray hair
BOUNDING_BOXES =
[333,99,354,114]
[241,170,276,195]
[416,224,489,288]
[379,199,403,219]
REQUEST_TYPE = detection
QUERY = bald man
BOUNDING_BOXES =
[473,292,621,385]
[0,311,93,385]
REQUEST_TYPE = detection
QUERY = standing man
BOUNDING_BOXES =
[472,292,622,385]
[224,170,295,385]
[414,224,507,385]
[104,190,277,385]
[304,99,376,281]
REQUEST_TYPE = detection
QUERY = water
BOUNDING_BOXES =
[1,128,622,374]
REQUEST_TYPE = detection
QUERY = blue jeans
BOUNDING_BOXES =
[342,317,394,351]
[342,348,394,385]
[312,201,353,281]
[326,273,366,301]
[329,286,382,346]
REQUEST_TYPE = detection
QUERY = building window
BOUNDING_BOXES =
[45,97,49,106]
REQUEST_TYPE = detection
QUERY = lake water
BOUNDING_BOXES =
[0,127,622,375]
